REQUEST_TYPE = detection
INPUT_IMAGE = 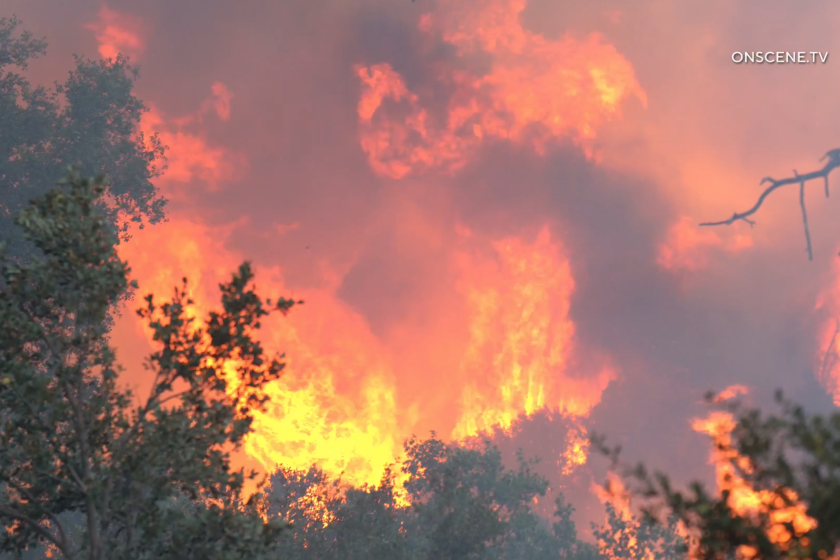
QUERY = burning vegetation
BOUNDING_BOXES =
[2,1,840,559]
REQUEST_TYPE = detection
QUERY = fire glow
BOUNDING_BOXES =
[96,0,636,489]
[86,1,840,534]
[693,388,816,558]
[355,0,646,178]
[118,217,614,487]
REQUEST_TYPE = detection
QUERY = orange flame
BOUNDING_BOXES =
[593,472,633,522]
[712,384,749,404]
[118,218,402,487]
[562,425,590,475]
[91,0,624,495]
[356,0,646,178]
[452,225,615,442]
[138,87,245,193]
[83,16,242,196]
[114,216,614,488]
[450,225,614,477]
[593,473,655,560]
[85,5,145,61]
[693,387,816,558]
[658,217,753,272]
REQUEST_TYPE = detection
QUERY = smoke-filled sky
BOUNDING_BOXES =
[7,0,840,528]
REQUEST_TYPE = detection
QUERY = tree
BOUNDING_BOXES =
[0,168,297,559]
[700,148,840,261]
[266,434,601,560]
[591,502,685,560]
[596,391,840,560]
[0,15,166,260]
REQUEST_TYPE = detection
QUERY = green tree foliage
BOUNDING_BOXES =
[591,503,685,560]
[0,15,166,259]
[267,434,611,560]
[599,392,840,560]
[0,169,296,559]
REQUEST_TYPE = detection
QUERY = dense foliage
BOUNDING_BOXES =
[0,169,294,560]
[0,15,166,259]
[265,435,684,560]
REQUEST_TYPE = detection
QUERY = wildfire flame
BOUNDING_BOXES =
[658,217,753,272]
[356,0,646,178]
[593,473,658,560]
[711,384,749,404]
[562,425,590,475]
[85,5,146,61]
[593,472,633,523]
[118,218,402,487]
[117,218,613,486]
[693,387,816,558]
[138,87,245,193]
[100,0,623,492]
[451,225,615,475]
[85,7,241,195]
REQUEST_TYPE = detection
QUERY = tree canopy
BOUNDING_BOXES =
[0,15,166,260]
[0,168,294,559]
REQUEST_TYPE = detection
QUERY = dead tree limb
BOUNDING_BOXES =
[700,148,840,261]
[797,170,813,260]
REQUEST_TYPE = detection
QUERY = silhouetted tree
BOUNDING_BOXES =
[267,434,611,560]
[592,502,685,560]
[0,169,295,559]
[0,15,166,260]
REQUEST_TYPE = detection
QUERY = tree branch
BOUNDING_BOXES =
[0,504,72,559]
[700,148,840,261]
[59,370,102,560]
[797,170,813,261]
[4,479,70,555]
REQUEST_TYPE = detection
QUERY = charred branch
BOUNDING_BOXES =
[700,148,840,261]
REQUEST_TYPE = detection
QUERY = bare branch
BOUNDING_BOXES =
[796,170,813,261]
[700,148,840,260]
